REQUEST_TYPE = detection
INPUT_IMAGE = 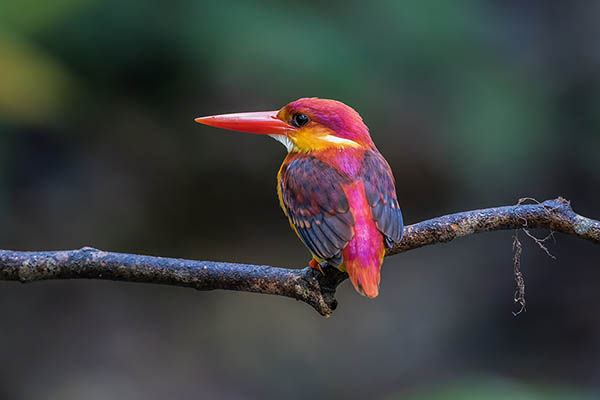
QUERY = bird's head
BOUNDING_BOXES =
[195,98,374,153]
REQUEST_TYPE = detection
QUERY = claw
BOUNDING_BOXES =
[309,259,325,274]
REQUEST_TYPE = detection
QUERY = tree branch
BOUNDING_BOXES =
[1,197,598,317]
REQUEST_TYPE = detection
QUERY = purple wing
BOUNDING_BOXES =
[279,156,354,265]
[361,150,404,247]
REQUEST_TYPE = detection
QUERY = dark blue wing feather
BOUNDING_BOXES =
[279,156,354,265]
[361,151,404,247]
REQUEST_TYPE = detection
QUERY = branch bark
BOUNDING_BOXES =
[1,197,598,317]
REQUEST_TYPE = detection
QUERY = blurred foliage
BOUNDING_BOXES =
[0,1,599,399]
[1,0,597,192]
[399,378,598,400]
[0,34,76,122]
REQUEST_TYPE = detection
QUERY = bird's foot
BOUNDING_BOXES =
[309,259,325,274]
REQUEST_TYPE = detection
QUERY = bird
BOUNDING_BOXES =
[195,98,403,298]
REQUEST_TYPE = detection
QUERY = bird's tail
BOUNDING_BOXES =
[342,244,385,298]
[346,262,380,298]
[340,180,387,298]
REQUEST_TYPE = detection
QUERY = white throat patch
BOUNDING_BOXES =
[268,134,295,152]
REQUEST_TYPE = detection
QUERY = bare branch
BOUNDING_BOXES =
[1,197,598,317]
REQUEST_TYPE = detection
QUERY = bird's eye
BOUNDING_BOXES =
[291,113,310,128]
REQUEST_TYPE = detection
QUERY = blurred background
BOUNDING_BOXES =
[1,1,599,399]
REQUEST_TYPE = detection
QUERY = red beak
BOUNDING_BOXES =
[194,110,293,135]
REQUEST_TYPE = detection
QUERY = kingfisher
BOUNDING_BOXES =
[195,98,403,298]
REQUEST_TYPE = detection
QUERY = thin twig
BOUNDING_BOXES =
[521,228,557,259]
[512,229,526,316]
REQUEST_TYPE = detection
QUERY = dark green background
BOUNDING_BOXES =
[1,1,599,399]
